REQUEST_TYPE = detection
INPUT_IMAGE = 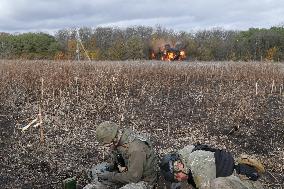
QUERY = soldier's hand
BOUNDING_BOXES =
[97,172,110,181]
[105,164,114,172]
[117,165,127,172]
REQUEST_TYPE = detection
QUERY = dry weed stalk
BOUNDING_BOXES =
[19,78,45,143]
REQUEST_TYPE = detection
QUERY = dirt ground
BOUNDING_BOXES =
[0,60,283,189]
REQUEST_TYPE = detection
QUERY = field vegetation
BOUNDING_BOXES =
[0,60,283,188]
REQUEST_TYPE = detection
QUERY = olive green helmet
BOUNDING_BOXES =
[96,121,119,144]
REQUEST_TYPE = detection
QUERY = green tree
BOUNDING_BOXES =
[108,39,126,60]
[124,36,144,60]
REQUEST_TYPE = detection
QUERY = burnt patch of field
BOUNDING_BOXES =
[0,60,283,188]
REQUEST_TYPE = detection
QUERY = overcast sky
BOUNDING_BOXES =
[0,0,283,34]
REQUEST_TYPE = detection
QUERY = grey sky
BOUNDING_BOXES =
[0,0,283,34]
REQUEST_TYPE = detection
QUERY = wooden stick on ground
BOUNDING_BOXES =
[21,118,38,132]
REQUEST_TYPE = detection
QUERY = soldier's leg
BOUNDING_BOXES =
[210,175,246,189]
[241,179,264,189]
[83,181,117,189]
[119,181,152,189]
[83,162,120,189]
[210,175,264,189]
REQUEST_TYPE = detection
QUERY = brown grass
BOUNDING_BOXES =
[0,60,283,188]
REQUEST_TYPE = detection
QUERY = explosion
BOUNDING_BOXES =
[150,43,186,61]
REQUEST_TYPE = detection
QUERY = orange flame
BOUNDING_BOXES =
[150,45,186,61]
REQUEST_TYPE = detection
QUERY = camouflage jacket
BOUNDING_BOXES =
[107,129,158,185]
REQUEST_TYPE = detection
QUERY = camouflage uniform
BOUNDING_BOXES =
[177,145,264,189]
[85,125,158,189]
[209,175,264,189]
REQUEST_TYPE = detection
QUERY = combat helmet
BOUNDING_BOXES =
[159,153,180,182]
[96,121,119,144]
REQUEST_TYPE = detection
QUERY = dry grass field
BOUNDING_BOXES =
[0,60,283,189]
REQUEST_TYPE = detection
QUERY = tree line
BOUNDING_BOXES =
[0,26,283,61]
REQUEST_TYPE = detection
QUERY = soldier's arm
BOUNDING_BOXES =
[107,148,146,184]
[107,150,120,171]
[189,151,216,189]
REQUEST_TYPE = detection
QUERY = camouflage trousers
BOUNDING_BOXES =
[83,163,152,189]
[209,175,264,189]
[83,181,151,189]
[169,175,264,189]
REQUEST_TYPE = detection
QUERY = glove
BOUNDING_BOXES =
[105,165,114,172]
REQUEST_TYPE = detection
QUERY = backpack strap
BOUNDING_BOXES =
[191,144,217,152]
